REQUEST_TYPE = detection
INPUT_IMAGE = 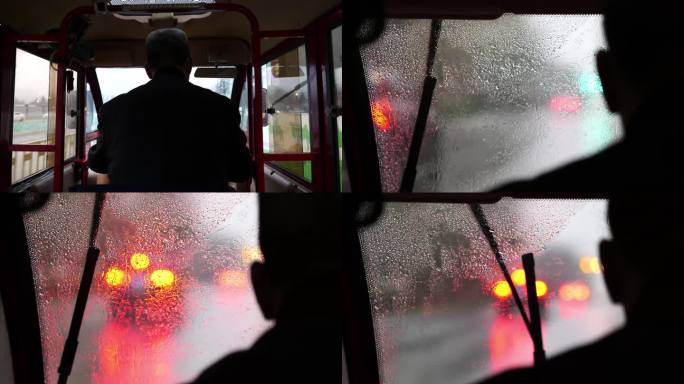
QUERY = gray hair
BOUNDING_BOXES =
[145,28,191,69]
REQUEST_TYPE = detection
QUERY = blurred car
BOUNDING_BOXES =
[13,112,25,121]
[99,252,183,329]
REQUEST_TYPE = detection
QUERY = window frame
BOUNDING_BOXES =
[3,40,89,190]
[260,39,317,189]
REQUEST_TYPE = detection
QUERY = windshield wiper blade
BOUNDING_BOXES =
[269,80,308,110]
[400,19,441,193]
[469,203,533,336]
[471,203,547,372]
[57,192,106,384]
[522,252,546,368]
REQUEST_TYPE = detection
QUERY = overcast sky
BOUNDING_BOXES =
[14,49,50,103]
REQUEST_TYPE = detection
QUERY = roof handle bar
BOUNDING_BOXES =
[522,252,546,369]
[399,19,441,193]
[57,192,106,384]
[93,0,109,15]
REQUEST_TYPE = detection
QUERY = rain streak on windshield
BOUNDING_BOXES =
[359,199,624,384]
[361,15,623,192]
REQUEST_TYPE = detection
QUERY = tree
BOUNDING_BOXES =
[214,79,231,97]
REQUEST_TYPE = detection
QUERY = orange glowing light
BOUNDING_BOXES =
[130,253,150,271]
[559,282,590,301]
[104,267,126,287]
[511,269,526,286]
[150,269,175,288]
[535,280,548,298]
[241,246,264,264]
[579,256,601,274]
[370,98,393,132]
[218,270,248,288]
[492,280,512,299]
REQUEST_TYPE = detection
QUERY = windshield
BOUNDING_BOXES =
[93,67,236,135]
[359,198,624,383]
[361,15,622,192]
[23,194,271,384]
[96,67,236,104]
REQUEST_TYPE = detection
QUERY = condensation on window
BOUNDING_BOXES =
[23,194,272,384]
[361,19,431,192]
[361,16,623,192]
[359,199,624,384]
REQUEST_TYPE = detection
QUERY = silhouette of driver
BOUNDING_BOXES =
[495,1,684,192]
[190,195,341,383]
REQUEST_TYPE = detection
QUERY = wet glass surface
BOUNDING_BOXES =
[359,199,624,384]
[361,16,623,192]
[23,194,272,384]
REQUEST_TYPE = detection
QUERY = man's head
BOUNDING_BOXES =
[600,195,684,322]
[253,194,341,320]
[145,28,192,80]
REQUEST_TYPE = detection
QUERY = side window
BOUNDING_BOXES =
[239,77,249,140]
[262,44,312,183]
[86,83,98,133]
[64,70,78,161]
[11,48,56,184]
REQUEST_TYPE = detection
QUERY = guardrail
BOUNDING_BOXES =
[11,132,76,183]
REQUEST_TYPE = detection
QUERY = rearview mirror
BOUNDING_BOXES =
[194,67,237,78]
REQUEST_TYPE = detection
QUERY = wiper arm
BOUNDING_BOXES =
[268,80,308,112]
[400,19,442,192]
[57,192,106,384]
[470,203,547,371]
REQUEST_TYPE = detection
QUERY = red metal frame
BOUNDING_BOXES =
[44,3,268,191]
[2,3,342,192]
[263,153,319,161]
[0,29,17,190]
[314,9,342,192]
[7,144,56,152]
[246,67,255,153]
[76,70,87,186]
[257,5,342,191]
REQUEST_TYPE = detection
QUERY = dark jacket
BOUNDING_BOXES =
[88,68,251,191]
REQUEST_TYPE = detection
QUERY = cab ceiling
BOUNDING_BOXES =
[0,0,339,60]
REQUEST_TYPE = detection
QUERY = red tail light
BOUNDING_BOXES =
[217,270,248,288]
[150,269,175,288]
[559,282,590,301]
[492,280,512,299]
[104,267,127,287]
[371,97,394,132]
